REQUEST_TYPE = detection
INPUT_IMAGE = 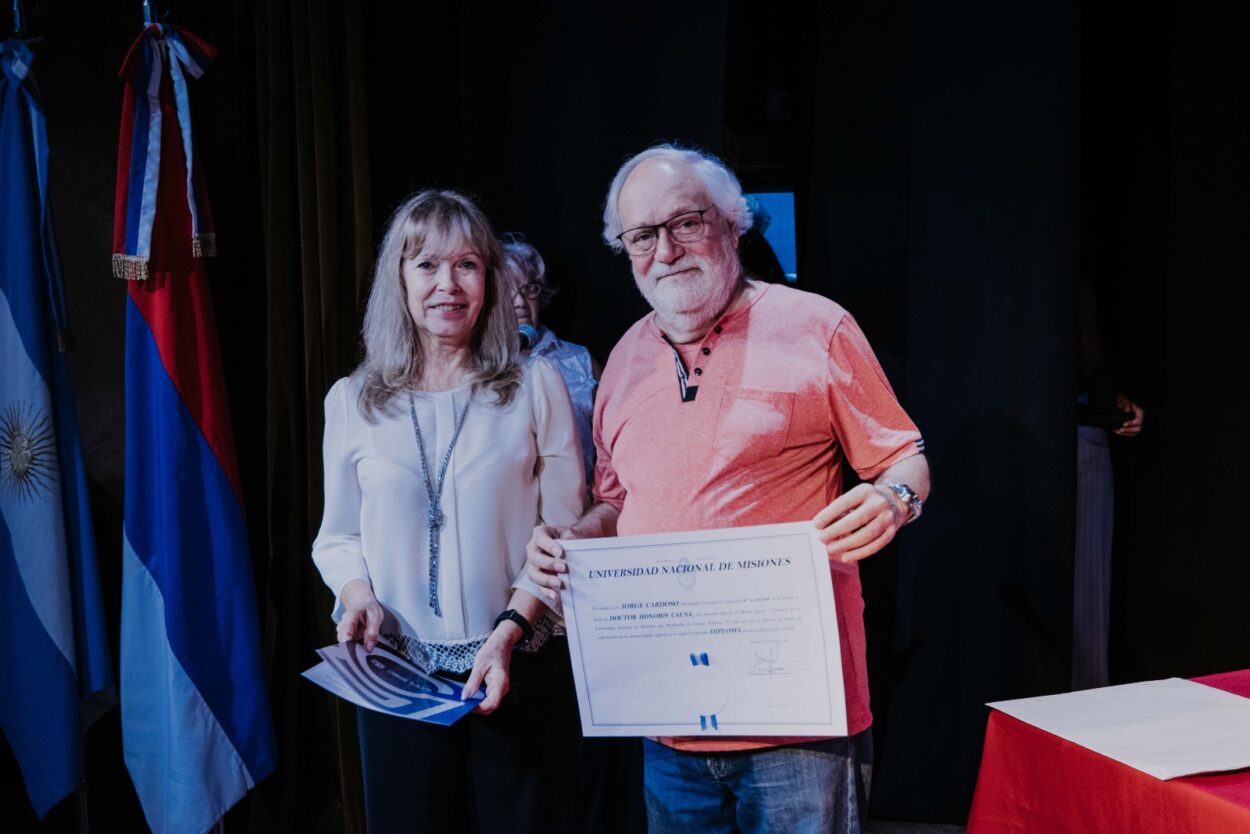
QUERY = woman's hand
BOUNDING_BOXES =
[337,579,384,652]
[462,621,523,714]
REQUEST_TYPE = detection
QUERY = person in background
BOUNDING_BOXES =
[501,234,647,832]
[1073,278,1145,690]
[312,190,585,832]
[501,234,601,485]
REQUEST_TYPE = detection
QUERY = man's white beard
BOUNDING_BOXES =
[639,260,742,340]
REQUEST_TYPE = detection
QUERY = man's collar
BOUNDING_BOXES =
[648,279,770,344]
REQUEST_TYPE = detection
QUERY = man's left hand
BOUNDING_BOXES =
[814,483,907,564]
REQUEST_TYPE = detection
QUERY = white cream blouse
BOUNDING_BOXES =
[312,358,585,671]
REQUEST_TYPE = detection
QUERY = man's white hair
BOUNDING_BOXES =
[602,144,753,252]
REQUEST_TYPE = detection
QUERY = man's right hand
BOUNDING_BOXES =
[338,578,384,652]
[526,524,572,603]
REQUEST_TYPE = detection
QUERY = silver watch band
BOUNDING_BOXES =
[885,482,923,523]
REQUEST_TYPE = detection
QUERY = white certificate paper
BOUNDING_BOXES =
[987,677,1250,779]
[559,522,847,737]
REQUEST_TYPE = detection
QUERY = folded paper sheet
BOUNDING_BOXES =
[988,677,1250,779]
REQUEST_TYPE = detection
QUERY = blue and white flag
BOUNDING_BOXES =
[0,38,114,819]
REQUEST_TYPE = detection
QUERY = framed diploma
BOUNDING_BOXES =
[559,522,847,737]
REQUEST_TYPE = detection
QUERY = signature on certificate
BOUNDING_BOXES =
[748,645,808,676]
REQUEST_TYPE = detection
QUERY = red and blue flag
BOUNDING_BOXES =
[113,24,277,834]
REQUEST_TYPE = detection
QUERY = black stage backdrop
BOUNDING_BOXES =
[4,1,1247,830]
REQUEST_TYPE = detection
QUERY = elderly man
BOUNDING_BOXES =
[525,145,929,833]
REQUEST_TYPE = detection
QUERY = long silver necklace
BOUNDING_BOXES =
[409,391,471,617]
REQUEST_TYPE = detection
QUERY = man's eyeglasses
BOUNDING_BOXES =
[616,206,716,256]
[513,282,543,299]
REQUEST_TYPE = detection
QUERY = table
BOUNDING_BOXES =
[966,669,1250,833]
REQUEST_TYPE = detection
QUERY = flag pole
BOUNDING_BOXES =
[75,784,90,834]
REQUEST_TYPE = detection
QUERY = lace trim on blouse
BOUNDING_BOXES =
[381,614,561,673]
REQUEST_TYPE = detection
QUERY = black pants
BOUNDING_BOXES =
[357,638,646,833]
[357,639,584,834]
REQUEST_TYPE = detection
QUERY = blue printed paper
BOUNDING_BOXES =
[304,641,483,726]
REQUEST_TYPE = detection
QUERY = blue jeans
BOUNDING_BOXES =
[644,732,873,834]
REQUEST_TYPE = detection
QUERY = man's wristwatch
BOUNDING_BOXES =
[493,609,534,648]
[885,482,923,523]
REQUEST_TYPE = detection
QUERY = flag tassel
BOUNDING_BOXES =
[111,253,149,281]
[191,232,216,258]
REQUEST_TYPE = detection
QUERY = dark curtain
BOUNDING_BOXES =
[804,2,1079,822]
[1099,8,1250,683]
[250,2,372,832]
[7,3,1247,832]
[361,2,728,365]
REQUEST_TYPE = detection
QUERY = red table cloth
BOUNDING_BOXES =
[967,670,1250,833]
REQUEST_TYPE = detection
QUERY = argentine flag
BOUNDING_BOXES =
[0,39,114,818]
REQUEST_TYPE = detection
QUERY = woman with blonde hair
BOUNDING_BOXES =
[312,190,584,831]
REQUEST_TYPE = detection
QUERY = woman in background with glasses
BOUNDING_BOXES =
[501,235,601,486]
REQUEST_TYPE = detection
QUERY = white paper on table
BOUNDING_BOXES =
[988,677,1250,779]
[559,522,847,737]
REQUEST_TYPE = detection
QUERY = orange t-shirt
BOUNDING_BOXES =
[593,282,923,752]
